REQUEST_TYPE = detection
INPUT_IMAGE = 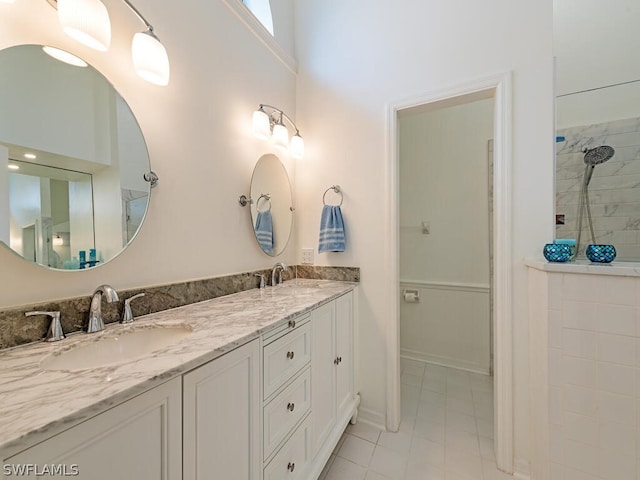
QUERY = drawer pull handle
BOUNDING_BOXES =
[334,356,342,365]
[287,462,295,472]
[287,351,295,360]
[287,402,295,412]
[288,320,296,329]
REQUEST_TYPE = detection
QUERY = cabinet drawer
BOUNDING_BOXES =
[263,368,311,459]
[263,417,311,480]
[263,322,311,399]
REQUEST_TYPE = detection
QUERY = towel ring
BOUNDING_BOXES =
[323,185,343,207]
[256,194,272,213]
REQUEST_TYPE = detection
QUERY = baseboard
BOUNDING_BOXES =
[356,406,387,432]
[513,457,531,480]
[401,351,490,376]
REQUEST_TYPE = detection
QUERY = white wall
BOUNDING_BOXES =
[294,0,554,470]
[0,145,8,245]
[0,0,297,306]
[557,83,640,130]
[399,99,493,374]
[399,99,492,284]
[116,95,149,193]
[554,0,640,96]
[8,174,41,257]
[0,45,113,166]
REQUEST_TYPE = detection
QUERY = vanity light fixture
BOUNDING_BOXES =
[42,46,88,67]
[23,153,37,159]
[252,104,304,159]
[57,0,111,51]
[124,0,170,86]
[52,234,64,246]
[50,0,170,86]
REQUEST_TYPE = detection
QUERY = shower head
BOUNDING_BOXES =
[583,145,615,166]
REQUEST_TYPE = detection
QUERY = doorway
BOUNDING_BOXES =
[386,73,514,473]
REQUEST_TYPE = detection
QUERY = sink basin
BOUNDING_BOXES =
[271,285,321,295]
[41,326,192,372]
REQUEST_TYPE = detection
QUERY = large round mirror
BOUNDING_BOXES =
[249,154,293,256]
[0,45,152,270]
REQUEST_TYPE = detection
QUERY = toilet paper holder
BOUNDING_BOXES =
[402,289,420,303]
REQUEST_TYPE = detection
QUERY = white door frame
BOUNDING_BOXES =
[385,71,513,473]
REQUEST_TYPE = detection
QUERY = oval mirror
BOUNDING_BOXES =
[249,154,293,256]
[0,45,152,270]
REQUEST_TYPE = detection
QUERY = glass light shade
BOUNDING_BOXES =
[57,0,111,52]
[42,46,88,67]
[272,123,289,149]
[252,109,271,140]
[52,235,64,247]
[290,133,304,159]
[132,31,170,86]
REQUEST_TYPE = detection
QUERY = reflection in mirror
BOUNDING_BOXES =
[249,154,293,256]
[554,0,640,260]
[0,45,151,270]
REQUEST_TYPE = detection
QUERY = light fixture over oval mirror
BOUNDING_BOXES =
[554,0,640,261]
[0,45,154,270]
[248,154,293,256]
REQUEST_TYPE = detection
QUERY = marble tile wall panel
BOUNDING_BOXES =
[0,266,359,349]
[556,117,640,260]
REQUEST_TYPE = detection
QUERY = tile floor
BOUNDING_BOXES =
[318,359,512,480]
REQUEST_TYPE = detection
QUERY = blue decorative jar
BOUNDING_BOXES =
[543,243,572,263]
[585,244,616,263]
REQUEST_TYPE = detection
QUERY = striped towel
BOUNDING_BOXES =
[318,205,345,253]
[255,210,274,254]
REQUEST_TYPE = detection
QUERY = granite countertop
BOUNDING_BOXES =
[0,279,355,458]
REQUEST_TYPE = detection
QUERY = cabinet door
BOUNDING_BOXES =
[183,339,260,480]
[6,377,182,480]
[336,292,354,415]
[310,301,336,456]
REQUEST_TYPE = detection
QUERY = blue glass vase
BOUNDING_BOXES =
[585,244,616,263]
[543,243,571,263]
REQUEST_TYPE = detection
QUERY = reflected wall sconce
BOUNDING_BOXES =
[44,0,170,85]
[252,104,304,159]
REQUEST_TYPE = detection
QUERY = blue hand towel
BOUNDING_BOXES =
[255,210,274,254]
[318,205,346,253]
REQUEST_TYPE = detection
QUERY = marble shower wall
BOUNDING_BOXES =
[556,117,640,260]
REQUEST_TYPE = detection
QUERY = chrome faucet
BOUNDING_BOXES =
[87,285,119,333]
[25,311,65,342]
[121,293,145,324]
[271,262,288,286]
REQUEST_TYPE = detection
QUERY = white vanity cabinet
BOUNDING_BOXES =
[4,377,182,480]
[261,314,312,478]
[1,284,357,480]
[310,291,355,475]
[183,339,260,480]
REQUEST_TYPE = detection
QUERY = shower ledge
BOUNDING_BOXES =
[525,257,640,277]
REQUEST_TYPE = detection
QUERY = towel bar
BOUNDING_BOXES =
[323,185,344,206]
[256,194,272,212]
